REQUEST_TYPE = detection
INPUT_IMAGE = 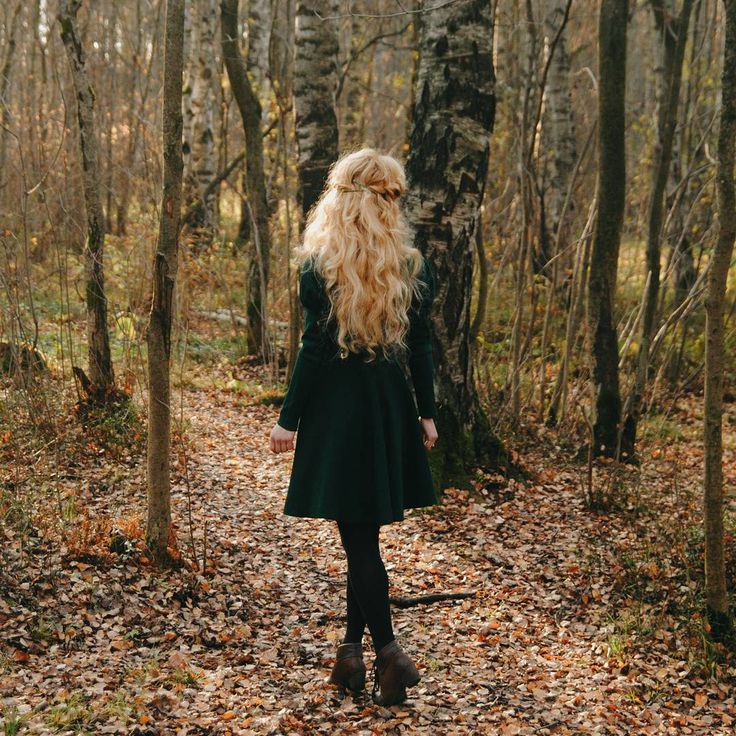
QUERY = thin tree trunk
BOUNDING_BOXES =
[0,2,22,191]
[405,0,505,488]
[549,199,595,425]
[703,0,735,637]
[182,0,194,203]
[622,0,694,454]
[587,0,627,458]
[146,0,185,566]
[509,0,538,421]
[59,0,115,394]
[221,0,273,360]
[545,115,598,426]
[272,0,298,376]
[470,212,489,343]
[103,4,118,235]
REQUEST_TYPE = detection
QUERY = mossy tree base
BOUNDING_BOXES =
[430,402,510,494]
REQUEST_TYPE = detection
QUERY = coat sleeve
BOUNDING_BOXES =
[277,260,329,431]
[407,256,438,419]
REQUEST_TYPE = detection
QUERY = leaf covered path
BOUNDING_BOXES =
[3,387,736,734]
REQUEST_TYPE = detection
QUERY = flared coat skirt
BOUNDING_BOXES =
[283,351,439,526]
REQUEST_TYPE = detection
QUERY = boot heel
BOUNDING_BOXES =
[329,642,366,693]
[345,671,366,692]
[372,640,422,706]
[402,665,420,688]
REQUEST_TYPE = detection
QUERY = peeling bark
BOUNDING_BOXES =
[542,0,577,256]
[247,0,272,113]
[294,0,339,218]
[183,0,218,242]
[405,0,506,489]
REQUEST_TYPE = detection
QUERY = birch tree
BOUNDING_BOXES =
[293,0,339,218]
[542,0,578,256]
[183,0,217,241]
[405,0,503,487]
[247,0,272,114]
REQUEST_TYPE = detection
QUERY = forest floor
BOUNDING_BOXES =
[2,357,736,735]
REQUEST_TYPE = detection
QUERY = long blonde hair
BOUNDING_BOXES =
[293,147,427,361]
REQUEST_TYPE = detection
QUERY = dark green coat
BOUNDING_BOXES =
[277,255,439,526]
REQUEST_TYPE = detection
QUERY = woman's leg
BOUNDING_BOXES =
[337,520,395,654]
[343,570,366,644]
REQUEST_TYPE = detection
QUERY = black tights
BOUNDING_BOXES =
[336,520,395,654]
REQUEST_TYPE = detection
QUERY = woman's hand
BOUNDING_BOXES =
[419,417,438,451]
[270,423,296,453]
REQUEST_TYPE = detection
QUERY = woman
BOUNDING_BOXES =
[269,147,439,706]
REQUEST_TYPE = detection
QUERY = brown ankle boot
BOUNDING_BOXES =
[328,642,366,693]
[371,639,421,706]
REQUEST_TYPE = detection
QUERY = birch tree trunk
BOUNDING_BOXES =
[237,0,273,240]
[405,0,505,488]
[293,0,339,218]
[622,0,694,455]
[703,0,735,637]
[146,0,185,566]
[59,0,115,394]
[542,0,577,257]
[221,0,272,359]
[587,0,627,458]
[270,0,294,103]
[183,0,217,242]
[247,0,272,114]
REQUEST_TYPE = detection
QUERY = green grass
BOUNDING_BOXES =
[638,413,685,443]
[184,333,249,365]
[1,706,29,735]
[166,666,204,687]
[44,692,93,733]
[101,690,136,720]
[30,616,57,643]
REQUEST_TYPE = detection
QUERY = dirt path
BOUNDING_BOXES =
[4,388,735,734]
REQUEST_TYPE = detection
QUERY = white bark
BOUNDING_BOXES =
[542,0,577,249]
[294,0,339,217]
[183,0,217,239]
[247,0,272,117]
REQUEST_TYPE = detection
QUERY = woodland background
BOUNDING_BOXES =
[1,0,736,733]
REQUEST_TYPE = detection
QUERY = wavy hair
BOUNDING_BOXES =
[293,147,427,362]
